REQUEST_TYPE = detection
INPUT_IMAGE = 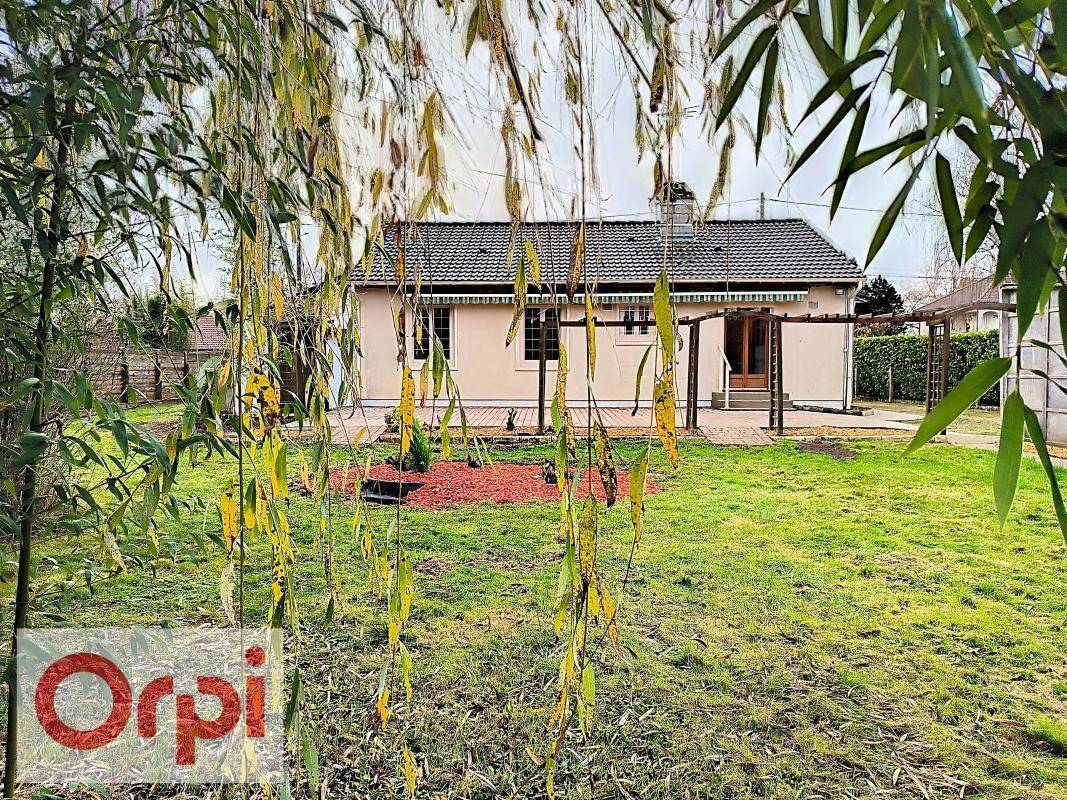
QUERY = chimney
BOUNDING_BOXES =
[654,181,696,242]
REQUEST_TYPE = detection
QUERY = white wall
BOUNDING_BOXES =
[343,285,855,408]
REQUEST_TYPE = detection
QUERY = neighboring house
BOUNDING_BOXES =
[334,192,864,410]
[914,273,1001,333]
[1001,282,1067,445]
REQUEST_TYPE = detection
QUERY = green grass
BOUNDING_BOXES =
[861,398,1002,436]
[10,431,1067,798]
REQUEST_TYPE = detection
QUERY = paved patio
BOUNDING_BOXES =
[313,404,921,446]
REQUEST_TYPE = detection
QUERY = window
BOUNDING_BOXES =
[413,306,451,360]
[621,304,651,336]
[524,307,560,361]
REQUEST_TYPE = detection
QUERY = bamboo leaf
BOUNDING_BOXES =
[935,154,964,263]
[755,38,780,162]
[788,85,868,182]
[715,0,781,60]
[994,390,1024,527]
[905,357,1012,454]
[716,26,777,130]
[801,51,884,123]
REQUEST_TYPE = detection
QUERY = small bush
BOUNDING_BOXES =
[854,329,999,405]
[384,406,401,432]
[408,419,431,473]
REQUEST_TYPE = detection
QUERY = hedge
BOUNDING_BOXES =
[854,329,1000,406]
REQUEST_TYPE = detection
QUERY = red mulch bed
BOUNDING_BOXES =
[329,461,661,510]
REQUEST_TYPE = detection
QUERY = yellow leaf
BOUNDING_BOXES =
[376,687,391,730]
[584,292,596,379]
[653,267,675,362]
[271,541,286,607]
[272,274,284,320]
[219,489,238,554]
[524,239,541,283]
[403,746,417,799]
[554,341,568,418]
[400,366,415,454]
[654,366,679,468]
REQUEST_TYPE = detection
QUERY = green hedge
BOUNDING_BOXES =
[855,329,1000,405]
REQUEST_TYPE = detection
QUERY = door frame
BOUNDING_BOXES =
[726,312,770,389]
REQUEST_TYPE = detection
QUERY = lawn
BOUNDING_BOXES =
[860,399,1002,437]
[12,422,1067,799]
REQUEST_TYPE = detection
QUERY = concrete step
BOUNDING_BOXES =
[711,390,792,410]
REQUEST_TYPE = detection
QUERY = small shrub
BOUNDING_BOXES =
[384,406,401,432]
[409,419,432,473]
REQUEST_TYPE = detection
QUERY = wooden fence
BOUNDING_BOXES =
[88,349,221,402]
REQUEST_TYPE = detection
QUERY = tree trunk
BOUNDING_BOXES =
[4,113,69,800]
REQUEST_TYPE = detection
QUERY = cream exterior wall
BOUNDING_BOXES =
[340,284,855,408]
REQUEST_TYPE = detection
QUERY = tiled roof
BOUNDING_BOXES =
[191,316,229,351]
[370,219,862,285]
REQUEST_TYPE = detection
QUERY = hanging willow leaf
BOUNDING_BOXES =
[632,344,654,415]
[585,292,596,379]
[554,341,569,422]
[568,224,585,300]
[593,419,617,507]
[219,488,238,554]
[653,268,674,361]
[432,340,445,398]
[507,258,527,346]
[525,239,541,283]
[400,366,415,455]
[654,366,679,467]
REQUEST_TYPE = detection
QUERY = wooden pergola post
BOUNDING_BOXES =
[775,318,785,435]
[685,320,700,430]
[537,319,547,435]
[925,324,936,413]
[768,316,777,430]
[940,320,951,434]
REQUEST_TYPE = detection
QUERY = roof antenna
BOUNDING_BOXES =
[759,192,766,220]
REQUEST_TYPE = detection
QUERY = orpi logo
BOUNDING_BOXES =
[17,628,282,785]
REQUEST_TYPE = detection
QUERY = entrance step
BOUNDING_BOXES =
[710,390,792,410]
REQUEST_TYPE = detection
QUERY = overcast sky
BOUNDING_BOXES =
[178,12,946,301]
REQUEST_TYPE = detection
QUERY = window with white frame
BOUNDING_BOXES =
[413,306,451,360]
[621,304,652,336]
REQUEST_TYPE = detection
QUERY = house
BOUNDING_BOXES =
[914,273,1001,333]
[334,194,864,410]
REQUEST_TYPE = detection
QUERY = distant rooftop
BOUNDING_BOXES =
[914,274,998,313]
[370,219,863,285]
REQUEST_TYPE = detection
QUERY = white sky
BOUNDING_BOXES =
[177,11,945,301]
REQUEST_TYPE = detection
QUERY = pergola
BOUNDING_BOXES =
[535,300,1016,435]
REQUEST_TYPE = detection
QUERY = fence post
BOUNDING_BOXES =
[775,319,785,435]
[887,365,893,403]
[120,357,130,403]
[686,321,700,430]
[153,355,163,401]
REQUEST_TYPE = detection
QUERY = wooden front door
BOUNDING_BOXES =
[725,315,769,389]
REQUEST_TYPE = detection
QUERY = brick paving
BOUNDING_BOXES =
[309,403,917,447]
